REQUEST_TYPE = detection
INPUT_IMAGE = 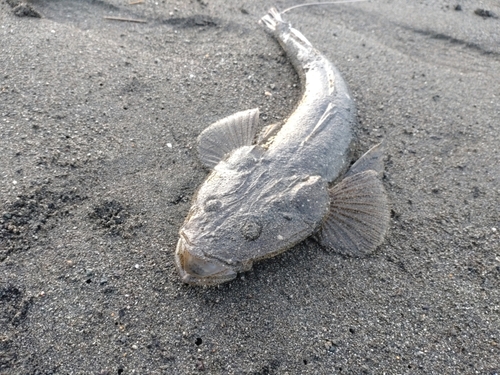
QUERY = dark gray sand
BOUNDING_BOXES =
[1,0,499,373]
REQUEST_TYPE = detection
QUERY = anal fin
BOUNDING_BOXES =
[197,108,260,168]
[317,170,389,257]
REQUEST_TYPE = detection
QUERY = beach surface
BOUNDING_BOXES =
[1,0,499,373]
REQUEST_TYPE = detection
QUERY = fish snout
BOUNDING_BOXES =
[175,238,236,285]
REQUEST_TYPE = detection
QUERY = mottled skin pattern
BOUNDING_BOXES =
[175,9,357,285]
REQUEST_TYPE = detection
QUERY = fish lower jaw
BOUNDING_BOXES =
[176,261,237,286]
[175,238,237,286]
[178,269,237,286]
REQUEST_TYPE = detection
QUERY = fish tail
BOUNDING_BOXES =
[259,7,287,32]
[260,8,313,48]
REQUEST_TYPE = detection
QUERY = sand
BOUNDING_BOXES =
[1,0,499,373]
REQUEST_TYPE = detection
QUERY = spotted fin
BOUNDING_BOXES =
[317,167,389,257]
[197,108,260,168]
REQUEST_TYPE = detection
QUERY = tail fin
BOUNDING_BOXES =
[259,7,285,32]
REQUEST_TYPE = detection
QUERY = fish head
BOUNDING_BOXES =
[175,146,329,285]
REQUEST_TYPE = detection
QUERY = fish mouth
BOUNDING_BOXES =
[175,238,237,285]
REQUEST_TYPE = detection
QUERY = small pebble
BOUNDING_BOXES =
[474,8,498,18]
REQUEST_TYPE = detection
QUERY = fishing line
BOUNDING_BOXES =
[281,0,368,14]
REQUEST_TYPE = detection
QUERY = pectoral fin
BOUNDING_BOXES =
[197,108,260,168]
[317,170,389,257]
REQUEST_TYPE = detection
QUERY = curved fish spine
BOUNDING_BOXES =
[261,8,357,182]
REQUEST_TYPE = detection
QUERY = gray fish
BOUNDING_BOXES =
[175,8,389,285]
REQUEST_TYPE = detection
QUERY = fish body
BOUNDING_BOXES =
[175,8,389,285]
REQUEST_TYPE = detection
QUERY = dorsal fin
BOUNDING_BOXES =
[345,143,385,177]
[257,122,282,145]
[197,108,260,168]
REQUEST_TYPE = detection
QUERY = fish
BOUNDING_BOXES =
[174,7,390,285]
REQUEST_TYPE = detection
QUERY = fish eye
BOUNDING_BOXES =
[240,218,262,241]
[204,198,222,212]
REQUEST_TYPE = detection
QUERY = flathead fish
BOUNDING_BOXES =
[175,8,389,285]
